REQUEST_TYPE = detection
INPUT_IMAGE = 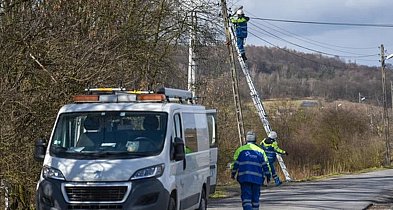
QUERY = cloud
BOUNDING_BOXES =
[239,0,393,24]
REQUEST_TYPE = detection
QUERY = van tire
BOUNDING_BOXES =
[196,188,207,210]
[168,196,176,210]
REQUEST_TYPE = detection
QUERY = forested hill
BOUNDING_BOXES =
[234,45,393,105]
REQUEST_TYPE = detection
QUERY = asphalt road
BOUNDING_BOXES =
[208,169,393,210]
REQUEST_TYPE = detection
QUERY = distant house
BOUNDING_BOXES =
[300,101,319,108]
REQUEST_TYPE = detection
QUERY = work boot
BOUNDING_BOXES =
[274,177,282,186]
[241,53,247,61]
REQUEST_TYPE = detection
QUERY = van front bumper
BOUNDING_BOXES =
[36,178,170,210]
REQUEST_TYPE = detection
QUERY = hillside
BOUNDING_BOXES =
[244,45,392,106]
[189,44,393,109]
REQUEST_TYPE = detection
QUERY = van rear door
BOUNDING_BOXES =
[206,110,217,194]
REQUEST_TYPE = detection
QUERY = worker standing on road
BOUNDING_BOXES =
[230,8,250,61]
[260,131,288,186]
[231,131,271,210]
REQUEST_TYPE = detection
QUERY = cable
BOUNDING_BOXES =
[241,9,379,62]
[180,4,375,68]
[205,14,361,67]
[251,17,393,28]
[247,31,345,68]
[249,22,378,58]
[257,20,377,51]
[243,9,377,50]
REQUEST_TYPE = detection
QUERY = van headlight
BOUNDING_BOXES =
[130,164,164,180]
[42,165,65,180]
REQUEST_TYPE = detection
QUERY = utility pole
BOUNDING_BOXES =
[391,81,393,113]
[220,0,245,145]
[380,44,391,166]
[359,92,361,103]
[188,11,197,103]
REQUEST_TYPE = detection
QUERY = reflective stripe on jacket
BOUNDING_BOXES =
[231,143,271,185]
[260,138,286,159]
[230,16,249,38]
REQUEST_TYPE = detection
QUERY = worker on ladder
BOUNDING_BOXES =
[230,8,250,61]
[260,131,288,186]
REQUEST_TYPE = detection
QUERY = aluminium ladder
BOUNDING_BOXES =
[228,22,292,182]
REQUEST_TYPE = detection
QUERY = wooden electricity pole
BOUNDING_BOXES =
[220,0,245,145]
[380,44,391,166]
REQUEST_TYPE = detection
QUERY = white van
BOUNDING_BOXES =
[34,87,217,210]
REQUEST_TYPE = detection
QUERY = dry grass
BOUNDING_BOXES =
[217,98,387,184]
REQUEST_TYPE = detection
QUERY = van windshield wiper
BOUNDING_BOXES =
[88,151,128,157]
[88,151,152,157]
[51,145,68,154]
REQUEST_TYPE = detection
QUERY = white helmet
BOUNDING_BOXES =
[236,9,244,15]
[246,131,256,143]
[268,131,277,139]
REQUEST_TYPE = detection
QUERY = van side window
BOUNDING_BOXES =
[194,113,209,151]
[182,113,198,153]
[207,114,217,148]
[171,114,183,159]
[173,114,182,138]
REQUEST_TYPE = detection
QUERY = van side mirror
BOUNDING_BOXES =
[173,137,185,161]
[34,139,47,161]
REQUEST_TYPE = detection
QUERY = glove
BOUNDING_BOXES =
[266,176,271,183]
[231,173,236,180]
[285,152,289,156]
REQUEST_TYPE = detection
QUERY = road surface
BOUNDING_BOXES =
[208,169,393,210]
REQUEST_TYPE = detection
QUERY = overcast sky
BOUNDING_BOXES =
[228,0,393,67]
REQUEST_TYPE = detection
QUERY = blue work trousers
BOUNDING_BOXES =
[237,37,245,54]
[268,158,282,186]
[240,182,261,210]
[268,159,277,178]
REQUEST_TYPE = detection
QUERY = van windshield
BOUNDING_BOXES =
[50,111,167,159]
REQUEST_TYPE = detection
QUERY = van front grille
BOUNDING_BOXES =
[68,204,123,209]
[65,186,127,202]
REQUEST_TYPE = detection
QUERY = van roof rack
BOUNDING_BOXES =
[157,87,193,102]
[74,87,194,104]
[84,87,153,95]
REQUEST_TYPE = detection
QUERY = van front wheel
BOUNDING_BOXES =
[196,188,207,210]
[168,196,176,210]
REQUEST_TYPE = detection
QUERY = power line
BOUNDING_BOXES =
[242,10,379,63]
[242,9,377,50]
[257,20,377,50]
[249,30,378,66]
[249,22,378,58]
[251,17,393,28]
[183,7,377,68]
[211,17,368,67]
[247,31,347,68]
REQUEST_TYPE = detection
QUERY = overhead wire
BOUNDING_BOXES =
[240,9,381,63]
[247,31,346,68]
[248,22,378,58]
[226,13,359,66]
[208,12,353,67]
[244,9,378,52]
[178,1,224,43]
[254,21,376,53]
[180,2,377,67]
[251,17,393,28]
[258,20,376,50]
